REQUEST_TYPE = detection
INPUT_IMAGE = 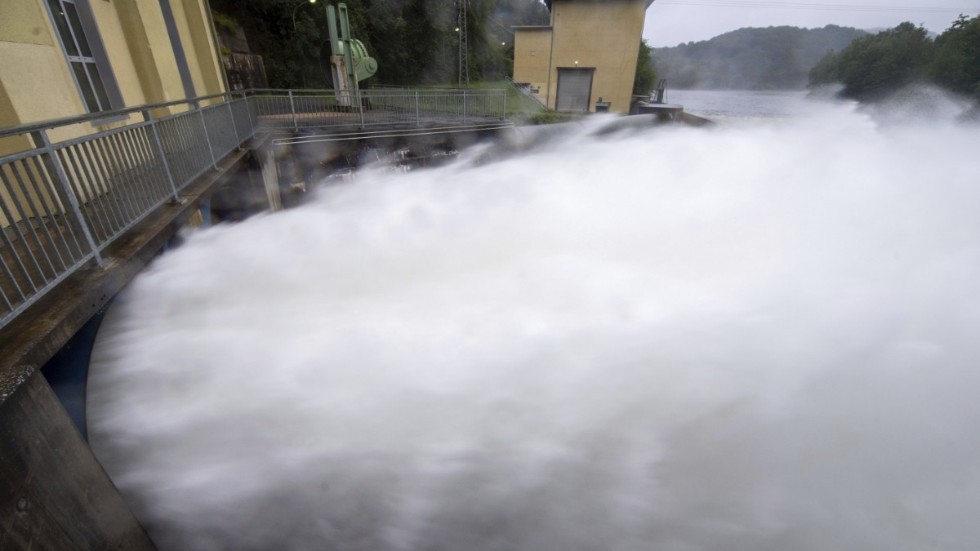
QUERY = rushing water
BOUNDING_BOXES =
[89,89,980,550]
[669,89,814,121]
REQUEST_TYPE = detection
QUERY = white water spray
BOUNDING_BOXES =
[89,96,980,550]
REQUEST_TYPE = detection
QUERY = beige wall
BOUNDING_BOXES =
[0,0,88,139]
[178,0,225,100]
[513,0,647,114]
[1,0,226,227]
[550,0,646,113]
[0,0,226,138]
[513,28,553,106]
[113,2,180,107]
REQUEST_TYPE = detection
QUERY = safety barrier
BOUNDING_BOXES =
[0,88,508,328]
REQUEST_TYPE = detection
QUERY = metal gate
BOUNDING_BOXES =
[556,68,594,112]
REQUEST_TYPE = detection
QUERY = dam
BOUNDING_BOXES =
[5,87,980,550]
[0,87,511,550]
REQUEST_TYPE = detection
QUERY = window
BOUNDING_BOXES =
[46,0,123,113]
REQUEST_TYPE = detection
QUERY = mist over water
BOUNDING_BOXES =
[89,94,980,550]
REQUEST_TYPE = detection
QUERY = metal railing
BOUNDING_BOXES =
[250,88,507,131]
[1,88,508,328]
[505,76,548,110]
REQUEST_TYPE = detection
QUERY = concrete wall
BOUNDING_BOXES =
[512,0,647,114]
[0,370,158,550]
[1,0,226,227]
[513,28,553,106]
[550,0,646,113]
[0,0,226,141]
[178,0,226,102]
[0,0,87,140]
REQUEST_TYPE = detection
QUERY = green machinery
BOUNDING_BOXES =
[326,3,377,106]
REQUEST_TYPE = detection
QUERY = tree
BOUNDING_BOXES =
[654,25,866,90]
[808,49,840,86]
[633,39,657,95]
[820,22,934,101]
[930,15,980,100]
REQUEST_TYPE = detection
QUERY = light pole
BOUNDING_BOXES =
[292,0,318,32]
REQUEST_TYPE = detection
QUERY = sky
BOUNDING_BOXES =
[642,0,980,47]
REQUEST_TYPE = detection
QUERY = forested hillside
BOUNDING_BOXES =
[651,25,866,90]
[209,0,549,88]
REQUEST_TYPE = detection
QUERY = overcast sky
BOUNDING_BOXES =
[642,0,980,47]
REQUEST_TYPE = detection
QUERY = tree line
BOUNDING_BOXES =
[650,25,867,90]
[808,15,980,102]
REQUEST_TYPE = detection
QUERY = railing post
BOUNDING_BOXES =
[502,90,507,119]
[463,89,468,124]
[225,95,241,148]
[197,109,218,170]
[33,130,104,267]
[142,109,181,201]
[243,91,257,137]
[288,90,298,131]
[259,148,283,212]
[357,89,366,130]
[415,90,420,128]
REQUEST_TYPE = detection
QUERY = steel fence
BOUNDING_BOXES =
[0,93,257,327]
[0,87,509,328]
[249,88,507,131]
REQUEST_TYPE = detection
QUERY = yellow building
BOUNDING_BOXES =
[0,0,226,142]
[513,0,655,114]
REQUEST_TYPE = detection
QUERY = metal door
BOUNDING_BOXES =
[556,68,594,112]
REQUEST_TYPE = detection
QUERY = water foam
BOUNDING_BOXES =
[89,97,980,550]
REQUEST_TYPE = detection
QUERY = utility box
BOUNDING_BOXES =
[595,97,611,112]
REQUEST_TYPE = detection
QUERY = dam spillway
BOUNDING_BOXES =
[86,94,980,550]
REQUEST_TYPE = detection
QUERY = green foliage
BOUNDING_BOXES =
[807,49,840,86]
[652,25,866,90]
[833,22,933,100]
[524,110,584,125]
[930,15,980,100]
[211,11,240,33]
[806,15,980,103]
[633,39,657,95]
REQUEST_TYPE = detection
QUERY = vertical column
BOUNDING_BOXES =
[288,90,298,131]
[259,148,283,212]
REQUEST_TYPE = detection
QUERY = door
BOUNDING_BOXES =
[556,68,594,112]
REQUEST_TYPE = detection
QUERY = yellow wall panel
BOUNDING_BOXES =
[550,0,645,113]
[514,0,647,113]
[0,0,55,46]
[0,41,84,126]
[87,0,147,108]
[513,29,553,106]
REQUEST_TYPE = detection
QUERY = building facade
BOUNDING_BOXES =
[0,0,226,147]
[513,0,654,114]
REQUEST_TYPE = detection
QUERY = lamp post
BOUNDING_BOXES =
[292,0,318,31]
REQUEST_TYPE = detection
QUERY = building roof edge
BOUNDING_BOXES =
[544,0,656,10]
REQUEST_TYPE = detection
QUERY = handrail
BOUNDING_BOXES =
[504,76,548,109]
[1,87,509,329]
[0,92,242,139]
[0,88,508,142]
